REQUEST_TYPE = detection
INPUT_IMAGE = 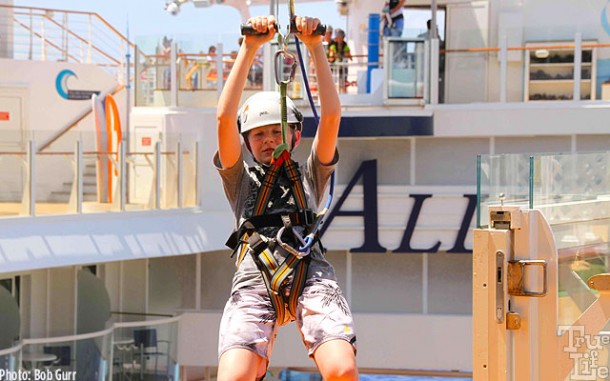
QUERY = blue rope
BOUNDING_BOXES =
[294,35,335,251]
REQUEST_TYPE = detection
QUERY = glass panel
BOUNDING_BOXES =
[386,38,425,99]
[181,142,198,208]
[0,351,19,373]
[532,152,610,226]
[22,333,112,380]
[160,143,179,210]
[0,137,25,217]
[34,145,75,217]
[476,153,532,228]
[112,319,180,380]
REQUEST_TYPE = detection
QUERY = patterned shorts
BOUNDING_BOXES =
[218,278,357,360]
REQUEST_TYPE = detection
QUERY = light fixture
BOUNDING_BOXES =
[165,0,183,15]
[534,49,549,59]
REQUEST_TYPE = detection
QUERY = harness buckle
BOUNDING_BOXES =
[276,226,310,258]
[303,210,315,226]
[281,214,292,228]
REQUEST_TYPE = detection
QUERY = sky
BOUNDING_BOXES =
[14,0,349,53]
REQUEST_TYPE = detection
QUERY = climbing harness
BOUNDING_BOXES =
[230,2,334,324]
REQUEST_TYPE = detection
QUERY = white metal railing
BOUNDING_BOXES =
[0,5,138,84]
[130,31,609,107]
[0,135,199,218]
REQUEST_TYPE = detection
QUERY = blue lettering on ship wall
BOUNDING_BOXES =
[319,160,386,252]
[320,160,476,253]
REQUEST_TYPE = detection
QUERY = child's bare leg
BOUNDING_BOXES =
[313,339,358,381]
[218,348,267,381]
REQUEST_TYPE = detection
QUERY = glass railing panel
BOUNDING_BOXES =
[34,148,75,216]
[532,152,610,226]
[0,345,21,374]
[442,26,490,104]
[385,38,425,99]
[476,153,532,227]
[126,149,155,212]
[81,150,116,214]
[0,129,27,217]
[181,142,198,208]
[160,145,179,210]
[112,316,180,381]
[555,220,610,327]
[21,330,112,380]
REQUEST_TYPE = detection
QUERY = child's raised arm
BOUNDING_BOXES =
[216,16,276,169]
[295,17,341,165]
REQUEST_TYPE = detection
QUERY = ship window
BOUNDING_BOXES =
[403,7,446,41]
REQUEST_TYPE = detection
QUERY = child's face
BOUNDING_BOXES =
[247,124,300,164]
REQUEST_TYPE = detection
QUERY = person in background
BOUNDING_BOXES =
[323,25,334,59]
[418,19,440,40]
[382,0,406,37]
[328,28,352,93]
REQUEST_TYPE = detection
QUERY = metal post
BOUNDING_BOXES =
[125,41,131,138]
[76,141,83,214]
[573,33,582,101]
[177,142,183,208]
[431,0,438,40]
[423,39,430,104]
[171,41,178,107]
[25,140,35,216]
[216,42,224,100]
[500,34,507,103]
[120,142,126,211]
[155,141,161,209]
[194,142,200,207]
[430,38,439,105]
[41,19,46,61]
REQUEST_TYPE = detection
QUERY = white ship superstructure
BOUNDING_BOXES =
[0,0,609,379]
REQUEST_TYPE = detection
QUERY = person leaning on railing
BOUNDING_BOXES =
[382,0,405,37]
[328,28,352,93]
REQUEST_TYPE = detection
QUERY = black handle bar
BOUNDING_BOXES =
[240,21,326,36]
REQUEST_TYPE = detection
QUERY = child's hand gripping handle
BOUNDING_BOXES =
[241,22,326,36]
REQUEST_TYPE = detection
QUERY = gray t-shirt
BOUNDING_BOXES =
[213,150,339,292]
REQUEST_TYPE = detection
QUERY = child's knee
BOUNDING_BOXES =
[321,362,358,381]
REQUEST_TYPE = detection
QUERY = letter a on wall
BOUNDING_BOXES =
[320,160,386,253]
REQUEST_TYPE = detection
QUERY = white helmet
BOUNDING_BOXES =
[237,91,303,134]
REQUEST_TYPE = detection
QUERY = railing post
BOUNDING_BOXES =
[194,141,200,207]
[74,141,83,214]
[177,142,183,208]
[573,32,582,101]
[87,14,93,63]
[21,140,36,216]
[120,142,126,211]
[216,42,224,99]
[171,41,178,107]
[430,38,439,105]
[500,33,508,103]
[41,18,46,61]
[28,9,33,60]
[423,39,430,104]
[155,141,161,209]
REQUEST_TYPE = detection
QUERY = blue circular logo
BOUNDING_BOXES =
[55,69,77,99]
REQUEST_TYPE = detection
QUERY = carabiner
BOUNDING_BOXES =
[276,226,310,258]
[274,49,298,86]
